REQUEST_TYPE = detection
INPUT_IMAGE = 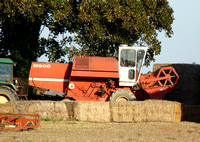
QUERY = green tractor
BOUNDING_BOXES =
[0,58,28,103]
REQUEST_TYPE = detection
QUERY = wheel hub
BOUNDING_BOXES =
[0,95,9,103]
[116,97,128,101]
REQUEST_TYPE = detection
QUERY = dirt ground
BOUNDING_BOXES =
[0,121,200,142]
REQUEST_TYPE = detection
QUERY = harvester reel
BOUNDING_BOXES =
[156,66,179,87]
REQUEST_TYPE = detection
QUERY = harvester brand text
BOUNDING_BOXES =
[33,64,51,68]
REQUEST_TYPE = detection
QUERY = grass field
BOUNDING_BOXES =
[1,120,200,142]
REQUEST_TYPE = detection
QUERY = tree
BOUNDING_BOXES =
[0,0,174,77]
[0,0,73,77]
[75,0,174,65]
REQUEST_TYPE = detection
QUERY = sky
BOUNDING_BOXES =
[143,0,200,72]
[39,0,200,73]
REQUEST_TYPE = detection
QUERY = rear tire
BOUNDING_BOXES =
[0,86,19,103]
[109,89,136,102]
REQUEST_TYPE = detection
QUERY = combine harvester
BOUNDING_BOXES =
[29,45,179,102]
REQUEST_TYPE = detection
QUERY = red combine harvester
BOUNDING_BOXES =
[29,45,179,102]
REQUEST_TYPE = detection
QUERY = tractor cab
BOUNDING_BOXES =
[0,58,14,84]
[0,58,28,103]
[118,45,148,86]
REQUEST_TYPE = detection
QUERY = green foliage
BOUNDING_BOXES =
[74,0,174,65]
[142,70,152,75]
[0,0,174,77]
[41,117,51,121]
[41,117,67,122]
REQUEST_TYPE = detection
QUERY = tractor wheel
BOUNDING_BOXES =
[109,89,136,102]
[0,86,19,104]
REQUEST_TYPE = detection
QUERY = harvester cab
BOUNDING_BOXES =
[118,45,147,86]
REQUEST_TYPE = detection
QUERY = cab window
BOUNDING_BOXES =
[120,49,136,67]
[0,64,12,82]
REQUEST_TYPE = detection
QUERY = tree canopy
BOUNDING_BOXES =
[0,0,174,77]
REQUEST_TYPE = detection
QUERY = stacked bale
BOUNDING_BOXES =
[73,101,110,122]
[0,103,17,113]
[9,101,69,120]
[110,100,182,123]
[133,100,182,122]
[63,101,75,120]
[153,63,200,105]
[0,100,183,122]
[110,102,135,122]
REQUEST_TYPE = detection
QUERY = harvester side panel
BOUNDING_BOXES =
[29,62,72,92]
[71,56,119,78]
[67,56,120,101]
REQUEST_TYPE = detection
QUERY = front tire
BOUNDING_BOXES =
[109,89,136,102]
[0,86,19,103]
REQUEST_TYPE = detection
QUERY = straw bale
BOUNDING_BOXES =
[133,100,182,122]
[64,101,75,119]
[182,105,200,122]
[110,102,135,122]
[0,103,17,113]
[10,101,69,120]
[73,101,110,122]
[110,100,182,123]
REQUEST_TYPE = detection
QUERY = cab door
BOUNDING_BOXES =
[118,45,147,86]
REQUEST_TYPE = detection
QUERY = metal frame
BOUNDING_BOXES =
[0,113,40,130]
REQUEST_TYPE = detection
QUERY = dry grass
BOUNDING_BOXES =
[0,121,200,142]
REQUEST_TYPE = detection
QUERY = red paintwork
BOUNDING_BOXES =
[29,62,72,92]
[71,56,119,78]
[29,56,179,101]
[139,66,179,99]
[0,113,40,129]
[66,56,119,101]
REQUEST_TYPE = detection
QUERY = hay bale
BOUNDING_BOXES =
[0,103,17,113]
[110,102,135,122]
[133,100,182,122]
[73,101,110,122]
[10,101,69,120]
[64,101,75,120]
[182,105,200,122]
[110,100,182,123]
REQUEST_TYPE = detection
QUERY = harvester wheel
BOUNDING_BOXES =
[0,86,19,104]
[109,89,136,102]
